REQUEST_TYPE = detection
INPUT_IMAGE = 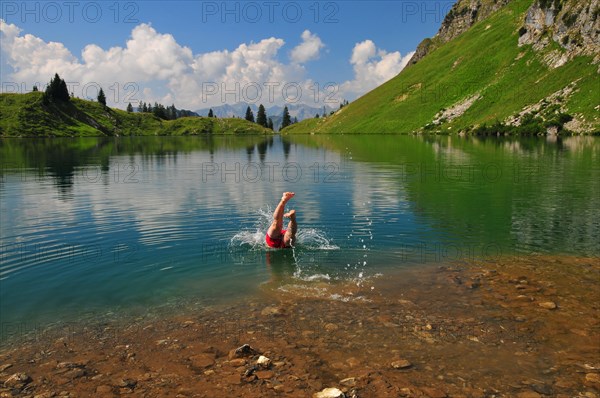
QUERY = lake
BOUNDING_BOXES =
[1,134,599,341]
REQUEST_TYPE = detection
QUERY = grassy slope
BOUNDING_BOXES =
[284,0,599,134]
[0,92,273,137]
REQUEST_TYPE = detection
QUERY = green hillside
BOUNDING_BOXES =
[284,0,599,135]
[0,92,273,137]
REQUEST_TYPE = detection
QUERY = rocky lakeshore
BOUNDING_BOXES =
[1,255,598,398]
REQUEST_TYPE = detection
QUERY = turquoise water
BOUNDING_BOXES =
[1,135,599,336]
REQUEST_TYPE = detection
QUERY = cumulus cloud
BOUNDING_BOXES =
[1,19,195,104]
[290,30,325,64]
[338,39,414,100]
[1,19,325,108]
[1,20,412,109]
[0,20,78,83]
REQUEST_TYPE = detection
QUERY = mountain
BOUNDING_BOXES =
[284,0,599,135]
[196,102,334,131]
[0,92,273,137]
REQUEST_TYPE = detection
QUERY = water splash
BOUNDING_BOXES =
[229,207,339,251]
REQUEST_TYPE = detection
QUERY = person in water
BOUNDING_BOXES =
[265,192,297,249]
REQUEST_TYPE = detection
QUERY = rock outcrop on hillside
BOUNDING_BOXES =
[407,0,599,67]
[407,0,512,66]
[518,0,600,68]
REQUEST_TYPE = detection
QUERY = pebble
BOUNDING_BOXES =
[391,359,413,369]
[538,301,557,310]
[261,306,284,316]
[325,323,339,331]
[117,378,137,389]
[339,377,356,387]
[229,344,259,359]
[64,368,86,379]
[257,355,271,369]
[4,372,32,388]
[255,370,275,379]
[228,358,246,367]
[96,385,112,394]
[586,373,600,382]
[189,353,215,368]
[585,372,600,386]
[313,387,345,398]
[223,373,241,385]
[466,279,480,289]
[530,383,552,395]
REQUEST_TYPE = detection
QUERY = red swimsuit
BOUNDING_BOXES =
[265,230,287,248]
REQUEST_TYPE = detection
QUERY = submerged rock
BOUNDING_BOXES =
[530,382,552,395]
[228,358,246,367]
[255,370,274,379]
[96,385,113,393]
[391,359,413,369]
[538,301,557,310]
[4,372,32,388]
[585,372,600,387]
[0,364,13,373]
[261,306,285,316]
[116,378,137,389]
[189,353,215,369]
[339,377,356,387]
[324,323,339,331]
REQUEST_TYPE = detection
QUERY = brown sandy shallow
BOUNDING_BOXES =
[1,255,599,398]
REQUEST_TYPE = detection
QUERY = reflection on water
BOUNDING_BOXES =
[0,135,598,335]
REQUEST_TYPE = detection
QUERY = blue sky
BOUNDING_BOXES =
[1,1,455,109]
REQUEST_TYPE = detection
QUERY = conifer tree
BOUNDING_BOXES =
[281,106,292,129]
[256,104,267,127]
[97,88,107,107]
[44,73,70,103]
[245,106,255,123]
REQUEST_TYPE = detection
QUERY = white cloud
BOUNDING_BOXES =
[1,19,323,108]
[1,20,413,109]
[338,40,414,100]
[290,30,325,64]
[0,19,78,83]
[1,19,195,102]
